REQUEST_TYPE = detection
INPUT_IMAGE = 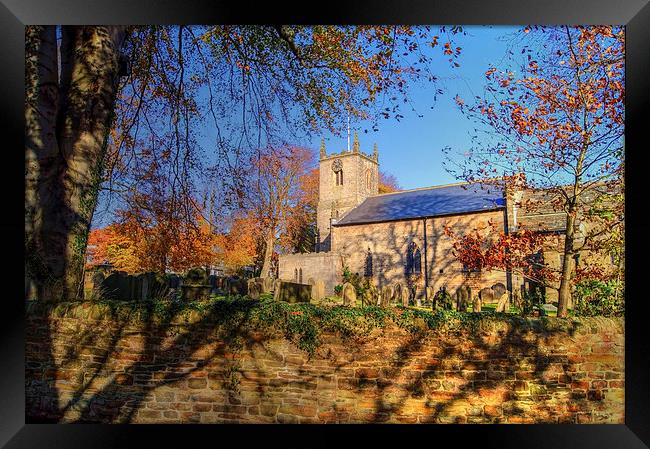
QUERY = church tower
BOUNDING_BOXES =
[316,132,379,252]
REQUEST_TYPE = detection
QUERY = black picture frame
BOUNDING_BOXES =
[3,0,649,447]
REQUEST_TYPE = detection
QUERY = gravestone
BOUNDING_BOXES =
[247,278,263,300]
[393,283,403,306]
[273,278,282,294]
[185,267,209,286]
[90,271,105,296]
[226,278,248,296]
[142,272,168,300]
[381,285,393,308]
[182,267,212,301]
[101,271,132,300]
[455,285,471,312]
[262,277,274,293]
[472,295,482,313]
[479,287,495,304]
[307,278,325,301]
[169,274,181,289]
[342,282,356,307]
[417,289,424,307]
[402,287,410,307]
[495,291,510,313]
[491,282,507,298]
[273,281,311,303]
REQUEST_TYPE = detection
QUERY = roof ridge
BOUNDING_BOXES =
[373,180,482,197]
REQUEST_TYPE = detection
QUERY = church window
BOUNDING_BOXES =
[299,268,303,284]
[364,249,373,277]
[366,169,372,189]
[414,249,422,274]
[406,242,421,275]
[294,268,298,281]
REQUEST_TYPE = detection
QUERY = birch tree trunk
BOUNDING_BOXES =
[25,26,127,302]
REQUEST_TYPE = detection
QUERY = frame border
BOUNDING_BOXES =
[4,0,649,447]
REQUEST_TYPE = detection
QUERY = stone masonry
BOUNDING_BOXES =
[26,306,624,424]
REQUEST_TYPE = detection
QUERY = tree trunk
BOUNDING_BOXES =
[557,211,576,317]
[261,230,275,279]
[25,26,128,302]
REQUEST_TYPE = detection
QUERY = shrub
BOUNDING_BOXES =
[573,279,624,317]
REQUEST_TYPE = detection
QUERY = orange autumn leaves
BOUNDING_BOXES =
[443,221,554,284]
[86,210,258,275]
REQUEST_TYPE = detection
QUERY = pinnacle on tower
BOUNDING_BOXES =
[373,143,378,161]
[320,138,326,159]
[353,131,360,153]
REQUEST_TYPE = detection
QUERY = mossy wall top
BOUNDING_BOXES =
[25,299,624,424]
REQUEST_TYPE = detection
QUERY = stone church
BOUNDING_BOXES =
[278,133,571,300]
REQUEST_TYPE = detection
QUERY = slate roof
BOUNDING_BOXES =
[334,182,506,226]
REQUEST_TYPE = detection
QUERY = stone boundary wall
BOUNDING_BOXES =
[26,306,624,424]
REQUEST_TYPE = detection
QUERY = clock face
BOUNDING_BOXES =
[331,159,342,172]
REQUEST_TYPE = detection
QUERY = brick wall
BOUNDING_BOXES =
[26,305,624,424]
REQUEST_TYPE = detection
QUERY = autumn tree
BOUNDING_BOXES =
[378,171,401,193]
[245,145,315,278]
[27,25,462,301]
[444,26,624,316]
[26,26,128,301]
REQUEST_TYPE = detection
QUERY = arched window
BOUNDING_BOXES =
[299,268,303,284]
[406,242,421,275]
[365,169,372,189]
[294,268,298,281]
[364,249,373,277]
[414,248,422,274]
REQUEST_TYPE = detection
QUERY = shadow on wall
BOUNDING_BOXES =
[335,212,506,298]
[25,300,624,424]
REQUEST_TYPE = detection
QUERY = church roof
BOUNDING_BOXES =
[334,182,506,226]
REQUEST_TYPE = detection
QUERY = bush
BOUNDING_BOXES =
[573,279,624,317]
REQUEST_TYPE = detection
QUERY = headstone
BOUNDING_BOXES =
[342,282,356,307]
[169,274,181,289]
[273,281,311,303]
[455,285,471,312]
[491,282,507,298]
[308,278,325,302]
[381,285,393,308]
[472,295,482,313]
[262,277,274,293]
[541,303,558,313]
[402,286,410,307]
[479,287,495,304]
[185,267,209,286]
[495,291,510,313]
[101,271,131,300]
[273,278,282,294]
[248,278,262,300]
[416,288,424,307]
[91,271,105,295]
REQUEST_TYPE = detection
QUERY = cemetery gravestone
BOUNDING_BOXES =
[381,285,393,308]
[274,281,311,303]
[472,295,482,313]
[393,283,403,306]
[491,283,507,299]
[479,287,495,305]
[495,291,510,313]
[342,282,356,306]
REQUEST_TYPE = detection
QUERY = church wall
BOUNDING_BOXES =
[331,210,508,298]
[278,252,343,295]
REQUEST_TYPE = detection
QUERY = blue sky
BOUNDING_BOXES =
[315,25,520,189]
